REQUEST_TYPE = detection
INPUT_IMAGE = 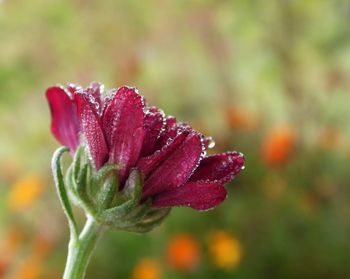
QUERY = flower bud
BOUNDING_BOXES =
[47,83,245,215]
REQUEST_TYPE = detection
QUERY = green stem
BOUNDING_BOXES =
[63,217,104,279]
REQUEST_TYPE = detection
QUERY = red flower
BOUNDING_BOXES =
[46,83,244,211]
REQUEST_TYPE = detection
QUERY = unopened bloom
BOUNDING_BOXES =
[46,83,244,212]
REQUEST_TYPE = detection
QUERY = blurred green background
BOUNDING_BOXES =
[1,0,350,278]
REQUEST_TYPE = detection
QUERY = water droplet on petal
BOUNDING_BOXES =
[207,137,216,149]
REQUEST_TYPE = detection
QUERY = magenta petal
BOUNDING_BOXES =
[75,93,109,169]
[140,107,165,157]
[67,83,82,96]
[190,152,245,184]
[86,82,104,112]
[162,115,177,130]
[102,86,145,183]
[137,130,188,178]
[87,82,103,98]
[46,86,80,152]
[142,132,204,199]
[152,182,227,210]
[155,122,192,151]
[155,116,177,149]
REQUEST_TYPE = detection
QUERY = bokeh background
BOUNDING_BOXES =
[1,0,350,278]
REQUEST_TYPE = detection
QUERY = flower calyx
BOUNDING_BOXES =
[61,146,171,233]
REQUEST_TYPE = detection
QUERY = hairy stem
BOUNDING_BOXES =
[63,217,104,279]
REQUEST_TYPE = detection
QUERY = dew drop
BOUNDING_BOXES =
[100,83,105,94]
[207,137,216,149]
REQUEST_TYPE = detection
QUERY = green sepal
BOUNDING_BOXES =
[123,169,143,205]
[90,164,118,195]
[65,165,80,203]
[77,163,89,198]
[77,163,93,207]
[96,172,118,211]
[124,200,152,221]
[140,207,171,224]
[120,208,171,233]
[97,199,135,225]
[51,147,78,240]
[104,200,150,228]
[93,164,119,185]
[96,169,146,227]
[73,145,84,180]
[91,164,119,211]
[65,160,95,216]
[99,199,171,233]
[65,145,89,200]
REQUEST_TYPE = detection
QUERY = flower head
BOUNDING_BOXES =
[46,83,244,215]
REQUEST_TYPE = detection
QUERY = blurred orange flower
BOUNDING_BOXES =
[1,227,23,255]
[0,261,6,277]
[8,174,44,211]
[209,230,242,270]
[0,227,24,276]
[6,234,54,279]
[9,256,43,279]
[167,234,200,272]
[226,107,258,131]
[31,235,54,258]
[260,126,296,166]
[132,258,162,279]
